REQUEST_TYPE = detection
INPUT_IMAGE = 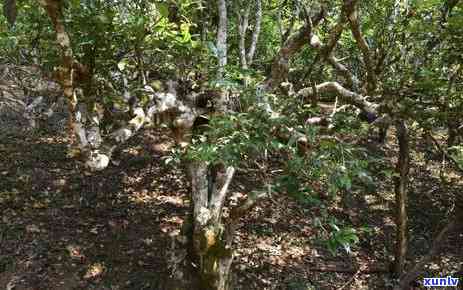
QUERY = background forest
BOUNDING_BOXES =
[0,0,462,289]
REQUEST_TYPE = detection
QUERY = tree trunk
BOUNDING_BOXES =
[246,0,262,65]
[393,120,410,277]
[216,0,228,78]
[187,3,235,287]
[186,161,267,290]
[197,227,234,290]
[395,208,463,289]
[188,162,236,290]
[38,0,78,145]
[236,2,250,69]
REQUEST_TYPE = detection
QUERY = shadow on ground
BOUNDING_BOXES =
[0,129,189,290]
[0,129,461,290]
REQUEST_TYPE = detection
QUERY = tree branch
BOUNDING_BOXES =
[266,7,325,89]
[297,81,378,114]
[75,86,204,171]
[210,166,236,223]
[305,0,360,90]
[348,6,377,93]
[319,0,357,60]
[327,55,361,89]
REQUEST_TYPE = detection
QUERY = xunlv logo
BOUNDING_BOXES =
[423,277,459,287]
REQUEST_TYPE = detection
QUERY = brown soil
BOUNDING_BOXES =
[0,128,461,290]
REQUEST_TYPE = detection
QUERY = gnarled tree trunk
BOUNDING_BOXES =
[186,2,236,289]
[186,161,266,290]
[188,162,235,290]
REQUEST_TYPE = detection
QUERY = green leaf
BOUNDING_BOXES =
[156,3,169,18]
[180,22,191,42]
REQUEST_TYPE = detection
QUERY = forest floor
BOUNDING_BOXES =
[0,124,462,290]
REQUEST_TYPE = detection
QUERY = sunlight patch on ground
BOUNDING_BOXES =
[128,190,159,204]
[83,262,105,279]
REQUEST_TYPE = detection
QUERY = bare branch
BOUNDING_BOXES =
[319,0,358,59]
[210,166,236,222]
[266,8,325,89]
[305,0,360,90]
[348,6,377,92]
[298,81,378,113]
[78,109,146,170]
[327,55,361,89]
[75,85,205,171]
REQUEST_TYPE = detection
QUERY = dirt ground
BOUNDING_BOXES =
[0,125,462,290]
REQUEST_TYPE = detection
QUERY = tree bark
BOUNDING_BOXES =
[236,0,262,69]
[393,120,410,277]
[236,1,250,69]
[216,0,228,78]
[264,7,325,90]
[187,2,237,289]
[247,0,262,65]
[297,81,379,114]
[348,5,377,93]
[38,0,78,145]
[188,162,236,290]
[447,119,462,147]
